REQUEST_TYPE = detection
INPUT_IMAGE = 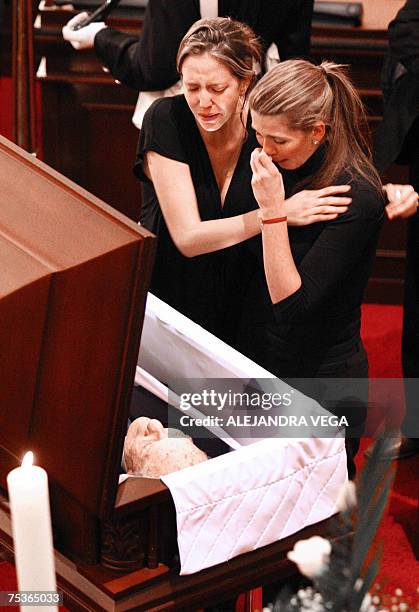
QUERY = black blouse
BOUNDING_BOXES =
[135,95,259,343]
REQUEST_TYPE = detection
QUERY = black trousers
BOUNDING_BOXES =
[401,153,419,438]
[285,343,369,481]
[316,344,369,481]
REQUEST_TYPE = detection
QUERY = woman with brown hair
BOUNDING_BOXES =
[243,60,385,476]
[135,19,352,344]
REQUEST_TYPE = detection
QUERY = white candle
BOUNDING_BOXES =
[7,452,58,612]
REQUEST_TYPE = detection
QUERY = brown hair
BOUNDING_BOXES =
[177,17,262,98]
[249,59,382,192]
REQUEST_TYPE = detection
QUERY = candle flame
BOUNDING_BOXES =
[22,451,34,468]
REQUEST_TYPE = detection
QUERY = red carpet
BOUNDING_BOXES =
[357,304,419,609]
[0,561,67,612]
[0,562,19,612]
[361,304,403,378]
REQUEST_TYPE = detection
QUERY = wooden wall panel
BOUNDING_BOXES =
[40,80,140,220]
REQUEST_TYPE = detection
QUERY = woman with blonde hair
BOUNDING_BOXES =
[243,60,385,476]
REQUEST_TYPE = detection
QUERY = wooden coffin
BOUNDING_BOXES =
[0,136,341,611]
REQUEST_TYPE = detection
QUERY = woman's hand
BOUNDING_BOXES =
[250,149,285,216]
[285,185,352,226]
[250,149,352,224]
[250,149,301,304]
[383,183,419,220]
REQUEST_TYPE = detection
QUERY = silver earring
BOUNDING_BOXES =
[312,139,319,145]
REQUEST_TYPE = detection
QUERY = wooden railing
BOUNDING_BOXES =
[12,0,37,153]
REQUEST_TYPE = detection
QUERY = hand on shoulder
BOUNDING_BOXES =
[285,185,352,226]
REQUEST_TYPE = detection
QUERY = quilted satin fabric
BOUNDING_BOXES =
[162,436,347,574]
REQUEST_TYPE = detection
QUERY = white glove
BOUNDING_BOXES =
[62,12,107,50]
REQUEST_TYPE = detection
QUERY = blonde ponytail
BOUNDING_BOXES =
[249,59,382,193]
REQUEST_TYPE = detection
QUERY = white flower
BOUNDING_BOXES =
[287,536,332,578]
[335,480,357,512]
[354,579,377,612]
[360,592,375,611]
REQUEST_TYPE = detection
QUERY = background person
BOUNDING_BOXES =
[62,0,315,91]
[373,0,419,458]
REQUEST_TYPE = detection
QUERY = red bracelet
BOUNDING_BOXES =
[260,215,288,228]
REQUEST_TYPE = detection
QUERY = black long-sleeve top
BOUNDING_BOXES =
[94,0,314,90]
[238,149,385,378]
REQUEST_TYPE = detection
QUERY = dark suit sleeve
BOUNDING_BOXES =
[274,0,314,59]
[94,0,199,90]
[388,0,419,75]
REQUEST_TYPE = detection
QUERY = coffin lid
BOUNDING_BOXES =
[0,136,155,521]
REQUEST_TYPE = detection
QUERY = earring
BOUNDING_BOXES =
[312,139,319,145]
